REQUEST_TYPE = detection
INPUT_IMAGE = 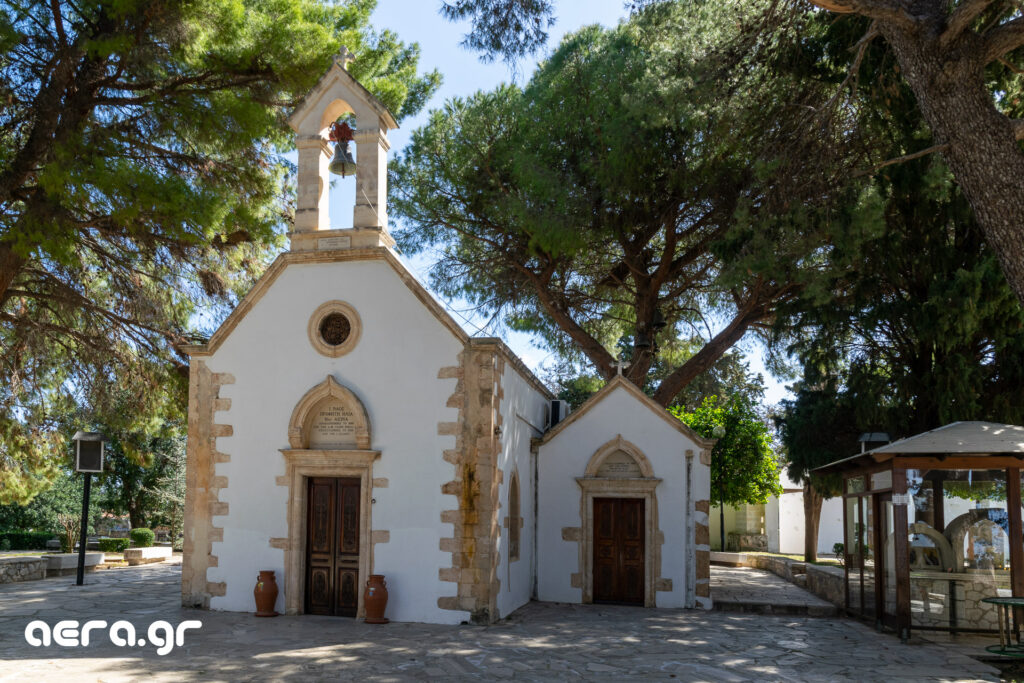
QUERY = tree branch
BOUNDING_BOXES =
[940,0,995,47]
[651,304,765,407]
[1013,118,1024,140]
[855,142,949,176]
[50,0,68,46]
[984,15,1024,63]
[805,0,924,29]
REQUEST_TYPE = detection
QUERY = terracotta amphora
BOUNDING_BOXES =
[254,570,279,617]
[364,574,389,624]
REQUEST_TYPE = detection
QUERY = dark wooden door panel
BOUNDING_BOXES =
[306,477,361,616]
[593,497,645,605]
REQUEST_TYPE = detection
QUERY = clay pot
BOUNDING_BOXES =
[254,570,279,617]
[364,574,389,624]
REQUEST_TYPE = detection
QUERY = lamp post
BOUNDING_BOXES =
[72,431,106,586]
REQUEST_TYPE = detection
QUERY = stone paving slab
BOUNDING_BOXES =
[0,563,1001,681]
[712,565,839,616]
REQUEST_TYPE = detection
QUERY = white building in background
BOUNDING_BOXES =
[710,470,845,556]
[179,51,714,625]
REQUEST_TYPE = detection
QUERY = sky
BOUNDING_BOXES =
[327,0,794,405]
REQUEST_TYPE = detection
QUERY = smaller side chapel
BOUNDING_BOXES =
[181,53,714,624]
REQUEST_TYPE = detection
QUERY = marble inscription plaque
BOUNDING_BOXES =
[308,398,358,447]
[596,450,642,478]
[318,235,351,250]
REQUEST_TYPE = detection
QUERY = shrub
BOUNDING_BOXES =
[833,542,845,566]
[0,530,57,550]
[130,528,155,548]
[0,537,10,551]
[97,538,131,553]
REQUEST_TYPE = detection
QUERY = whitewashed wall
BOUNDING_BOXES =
[204,258,468,624]
[536,385,710,608]
[775,494,844,555]
[495,358,548,619]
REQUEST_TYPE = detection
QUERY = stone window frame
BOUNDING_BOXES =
[566,435,670,607]
[307,300,362,358]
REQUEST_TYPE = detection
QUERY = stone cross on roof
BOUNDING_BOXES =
[334,45,355,70]
[611,359,630,377]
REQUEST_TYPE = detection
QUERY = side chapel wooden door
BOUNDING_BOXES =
[306,477,361,616]
[592,497,645,605]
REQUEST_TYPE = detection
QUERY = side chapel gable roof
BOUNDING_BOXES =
[540,375,716,449]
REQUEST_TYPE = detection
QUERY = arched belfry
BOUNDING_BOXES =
[287,46,398,251]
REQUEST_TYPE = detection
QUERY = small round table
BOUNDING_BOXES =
[982,597,1024,657]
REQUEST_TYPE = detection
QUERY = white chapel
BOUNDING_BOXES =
[181,52,714,624]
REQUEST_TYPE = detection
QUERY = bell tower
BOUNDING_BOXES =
[286,46,398,251]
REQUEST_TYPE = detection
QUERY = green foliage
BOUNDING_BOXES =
[773,3,1024,483]
[440,0,554,64]
[0,0,440,503]
[130,527,155,548]
[0,468,99,534]
[99,428,185,530]
[0,530,54,550]
[673,395,781,507]
[392,1,870,405]
[97,538,131,553]
[775,382,855,498]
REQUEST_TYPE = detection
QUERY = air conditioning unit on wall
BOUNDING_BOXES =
[548,400,570,429]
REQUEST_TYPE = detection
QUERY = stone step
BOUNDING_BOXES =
[713,598,839,617]
[793,574,808,588]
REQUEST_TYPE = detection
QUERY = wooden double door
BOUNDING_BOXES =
[306,477,361,616]
[593,497,645,605]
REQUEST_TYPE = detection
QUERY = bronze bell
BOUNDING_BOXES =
[328,141,356,177]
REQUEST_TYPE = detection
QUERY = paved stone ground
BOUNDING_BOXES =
[711,566,838,616]
[0,562,1002,682]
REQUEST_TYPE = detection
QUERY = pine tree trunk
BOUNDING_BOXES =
[878,24,1024,305]
[803,482,824,563]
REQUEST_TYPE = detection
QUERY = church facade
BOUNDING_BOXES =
[181,53,713,624]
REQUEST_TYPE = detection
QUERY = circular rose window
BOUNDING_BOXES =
[308,301,361,357]
[319,312,351,346]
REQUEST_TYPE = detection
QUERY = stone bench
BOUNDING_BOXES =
[0,557,47,583]
[45,553,105,577]
[123,546,172,566]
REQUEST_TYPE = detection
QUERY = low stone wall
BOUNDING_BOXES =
[748,554,806,582]
[806,565,845,608]
[727,532,768,552]
[711,551,846,607]
[910,571,1009,631]
[0,557,47,583]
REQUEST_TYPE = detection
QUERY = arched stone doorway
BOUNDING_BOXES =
[562,435,671,607]
[272,375,386,616]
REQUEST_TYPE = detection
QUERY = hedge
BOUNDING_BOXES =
[130,528,155,548]
[0,530,56,550]
[97,538,131,553]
